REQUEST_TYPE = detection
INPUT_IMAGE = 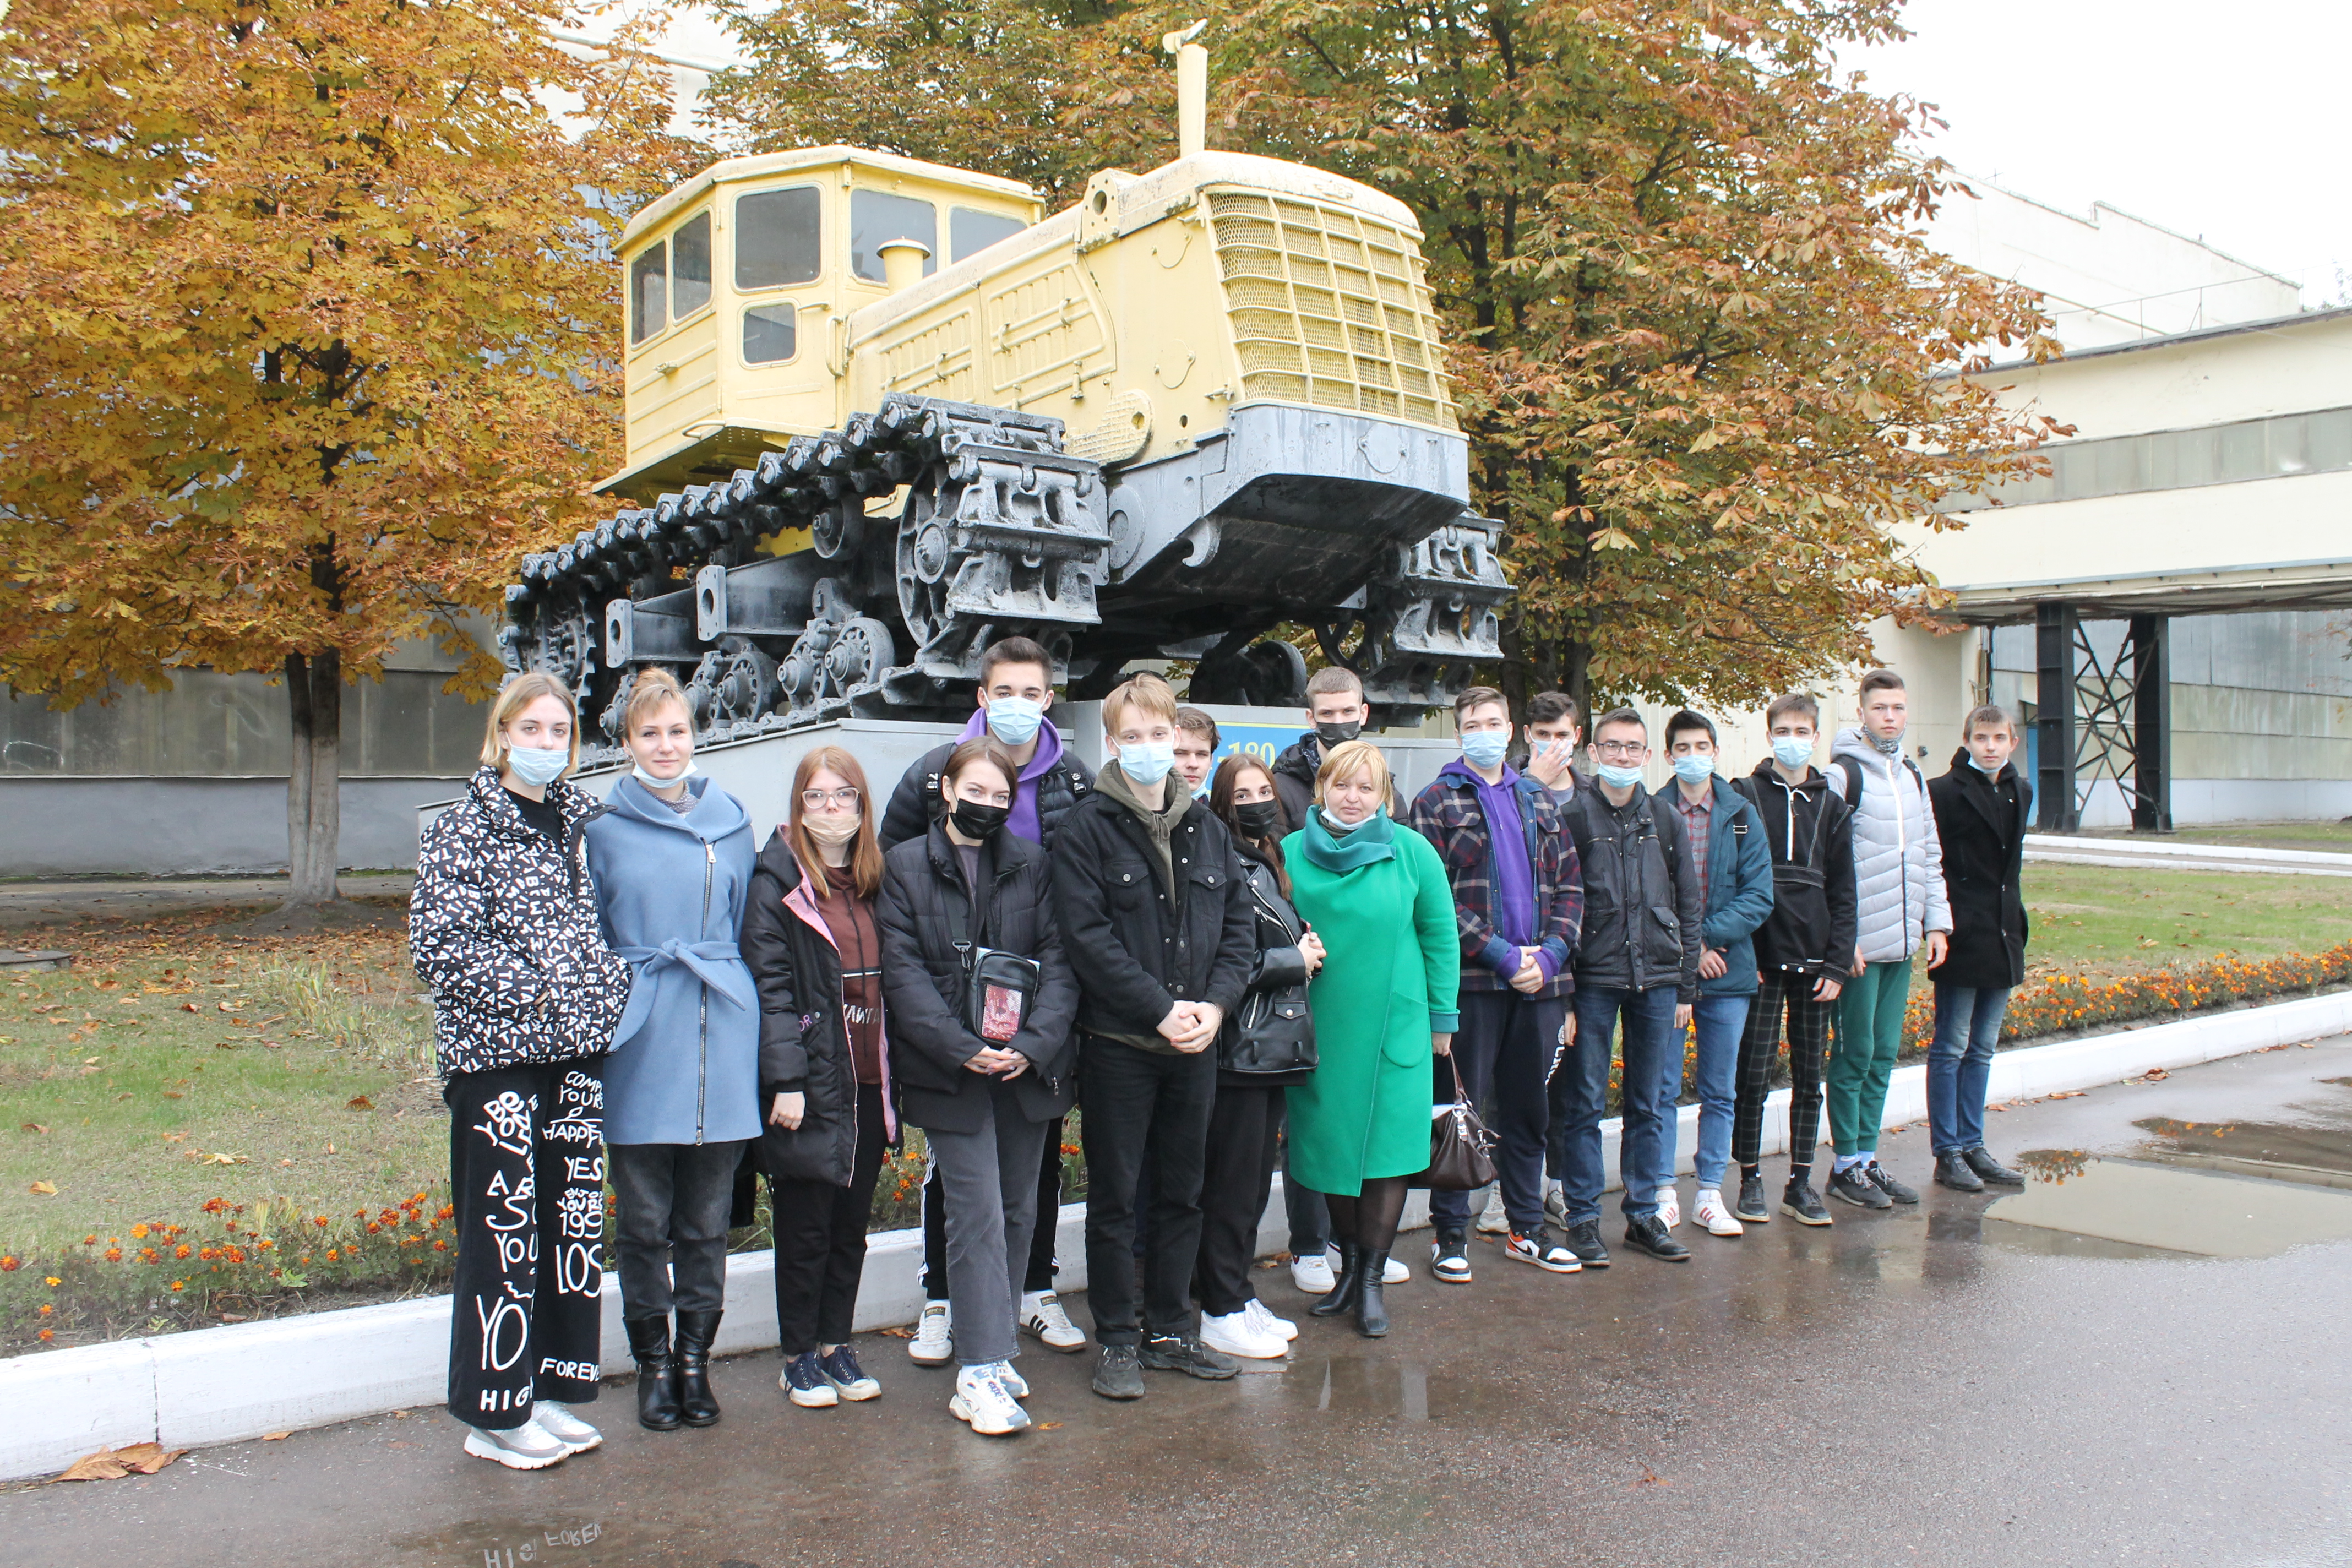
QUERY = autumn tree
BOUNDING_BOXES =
[708,0,2057,714]
[0,0,698,908]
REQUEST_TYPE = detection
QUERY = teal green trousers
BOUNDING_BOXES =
[1828,960,1913,1158]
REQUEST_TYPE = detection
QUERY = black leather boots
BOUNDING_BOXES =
[625,1315,682,1431]
[674,1308,724,1427]
[1354,1249,1392,1337]
[1309,1242,1363,1318]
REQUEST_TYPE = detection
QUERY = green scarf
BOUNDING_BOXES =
[1298,804,1397,873]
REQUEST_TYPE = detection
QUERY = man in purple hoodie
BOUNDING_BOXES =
[1407,687,1585,1283]
[878,636,1096,1368]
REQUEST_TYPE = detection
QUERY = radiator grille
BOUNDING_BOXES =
[1207,191,1456,431]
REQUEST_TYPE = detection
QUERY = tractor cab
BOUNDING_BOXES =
[601,147,1040,502]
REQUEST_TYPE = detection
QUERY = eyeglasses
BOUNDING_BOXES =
[1592,741,1647,759]
[800,787,861,808]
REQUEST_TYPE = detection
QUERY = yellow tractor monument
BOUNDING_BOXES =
[499,31,1512,754]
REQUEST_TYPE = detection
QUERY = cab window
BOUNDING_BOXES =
[736,186,821,291]
[951,207,1027,263]
[629,244,666,344]
[671,211,712,319]
[850,189,938,282]
[743,303,798,364]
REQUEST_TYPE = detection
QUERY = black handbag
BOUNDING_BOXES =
[1412,1054,1499,1191]
[1222,873,1318,1076]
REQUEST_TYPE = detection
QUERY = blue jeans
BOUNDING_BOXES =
[1649,993,1751,1195]
[1929,984,2011,1154]
[1555,986,1680,1225]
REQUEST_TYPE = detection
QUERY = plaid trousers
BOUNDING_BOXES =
[1731,971,1833,1171]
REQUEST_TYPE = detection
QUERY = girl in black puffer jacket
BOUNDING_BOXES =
[740,744,899,1412]
[878,738,1078,1437]
[1195,755,1323,1363]
[409,672,633,1472]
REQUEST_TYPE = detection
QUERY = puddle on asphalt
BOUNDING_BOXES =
[1990,1151,2352,1258]
[2131,1114,2352,1189]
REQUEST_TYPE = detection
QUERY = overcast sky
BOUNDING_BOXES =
[1845,0,2351,304]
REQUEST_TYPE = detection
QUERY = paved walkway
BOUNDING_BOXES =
[7,1038,2349,1565]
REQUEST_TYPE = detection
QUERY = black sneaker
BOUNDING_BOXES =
[1091,1343,1145,1400]
[1431,1230,1473,1284]
[1781,1179,1833,1226]
[1622,1213,1691,1262]
[1964,1146,2026,1187]
[1934,1151,1985,1192]
[1734,1173,1772,1224]
[1140,1334,1238,1381]
[1562,1218,1613,1268]
[1828,1164,1892,1210]
[1865,1162,1919,1205]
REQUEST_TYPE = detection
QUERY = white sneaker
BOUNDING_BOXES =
[1020,1290,1087,1352]
[1289,1250,1336,1295]
[1243,1297,1298,1343]
[1694,1188,1745,1238]
[998,1362,1030,1400]
[949,1364,1031,1436]
[908,1302,952,1365]
[1475,1185,1510,1235]
[529,1403,602,1454]
[1200,1308,1289,1360]
[1380,1253,1411,1285]
[1656,1186,1681,1231]
[462,1417,569,1470]
[1544,1179,1568,1228]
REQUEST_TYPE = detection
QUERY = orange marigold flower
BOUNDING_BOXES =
[315,1216,329,1227]
[366,1222,380,1234]
[140,1249,160,1264]
[0,1257,17,1273]
[324,1249,338,1261]
[130,1223,149,1239]
[43,1276,59,1288]
[37,1329,52,1342]
[103,1248,123,1262]
[433,1239,448,1251]
[175,1244,192,1260]
[37,1304,52,1316]
[171,1281,185,1292]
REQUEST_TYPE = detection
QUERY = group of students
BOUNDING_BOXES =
[408,640,2034,1467]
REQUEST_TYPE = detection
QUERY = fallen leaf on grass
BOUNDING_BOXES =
[204,1152,248,1165]
[162,1091,183,1099]
[29,1180,58,1195]
[115,1092,134,1101]
[20,1123,48,1134]
[81,1056,100,1065]
[346,1095,374,1111]
[57,1442,184,1481]
[178,1003,197,1012]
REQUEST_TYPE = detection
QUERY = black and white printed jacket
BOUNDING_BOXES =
[410,767,634,1079]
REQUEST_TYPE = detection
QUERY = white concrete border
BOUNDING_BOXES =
[2024,832,2352,877]
[7,987,2349,1480]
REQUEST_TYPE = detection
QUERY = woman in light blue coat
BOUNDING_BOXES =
[583,669,758,1433]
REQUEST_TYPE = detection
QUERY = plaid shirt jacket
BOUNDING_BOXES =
[1407,771,1583,998]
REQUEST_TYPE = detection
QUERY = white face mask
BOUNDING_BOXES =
[506,745,570,787]
[632,758,699,789]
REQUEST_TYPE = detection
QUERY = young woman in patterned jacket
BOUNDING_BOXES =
[409,672,633,1471]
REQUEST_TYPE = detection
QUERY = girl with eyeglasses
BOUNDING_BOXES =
[741,746,897,1410]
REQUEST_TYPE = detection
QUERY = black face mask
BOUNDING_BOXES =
[1234,799,1285,839]
[1313,718,1362,747]
[950,798,1009,840]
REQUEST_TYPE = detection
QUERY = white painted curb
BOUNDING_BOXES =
[7,987,2349,1480]
[2024,832,2352,878]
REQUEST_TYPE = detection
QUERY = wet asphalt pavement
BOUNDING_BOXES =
[9,1037,2351,1567]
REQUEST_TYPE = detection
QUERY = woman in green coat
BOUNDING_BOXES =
[1283,741,1459,1337]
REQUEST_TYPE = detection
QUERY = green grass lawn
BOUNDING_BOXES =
[1,914,445,1262]
[2071,819,2352,854]
[2021,860,2352,981]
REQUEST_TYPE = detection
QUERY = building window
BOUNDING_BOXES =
[850,189,937,282]
[735,186,821,291]
[1947,405,2352,511]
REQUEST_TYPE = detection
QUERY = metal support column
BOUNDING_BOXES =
[2129,613,2173,832]
[2035,602,2077,832]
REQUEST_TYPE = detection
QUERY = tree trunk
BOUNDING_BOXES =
[1561,639,1592,731]
[284,650,342,906]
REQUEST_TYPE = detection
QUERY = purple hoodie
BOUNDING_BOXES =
[1439,758,1542,972]
[955,708,1067,847]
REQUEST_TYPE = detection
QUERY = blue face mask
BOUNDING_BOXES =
[1670,754,1713,785]
[1596,761,1643,791]
[1118,739,1175,786]
[1771,736,1814,770]
[632,757,698,789]
[984,695,1045,747]
[1460,729,1510,771]
[1969,751,2008,776]
[507,745,570,787]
